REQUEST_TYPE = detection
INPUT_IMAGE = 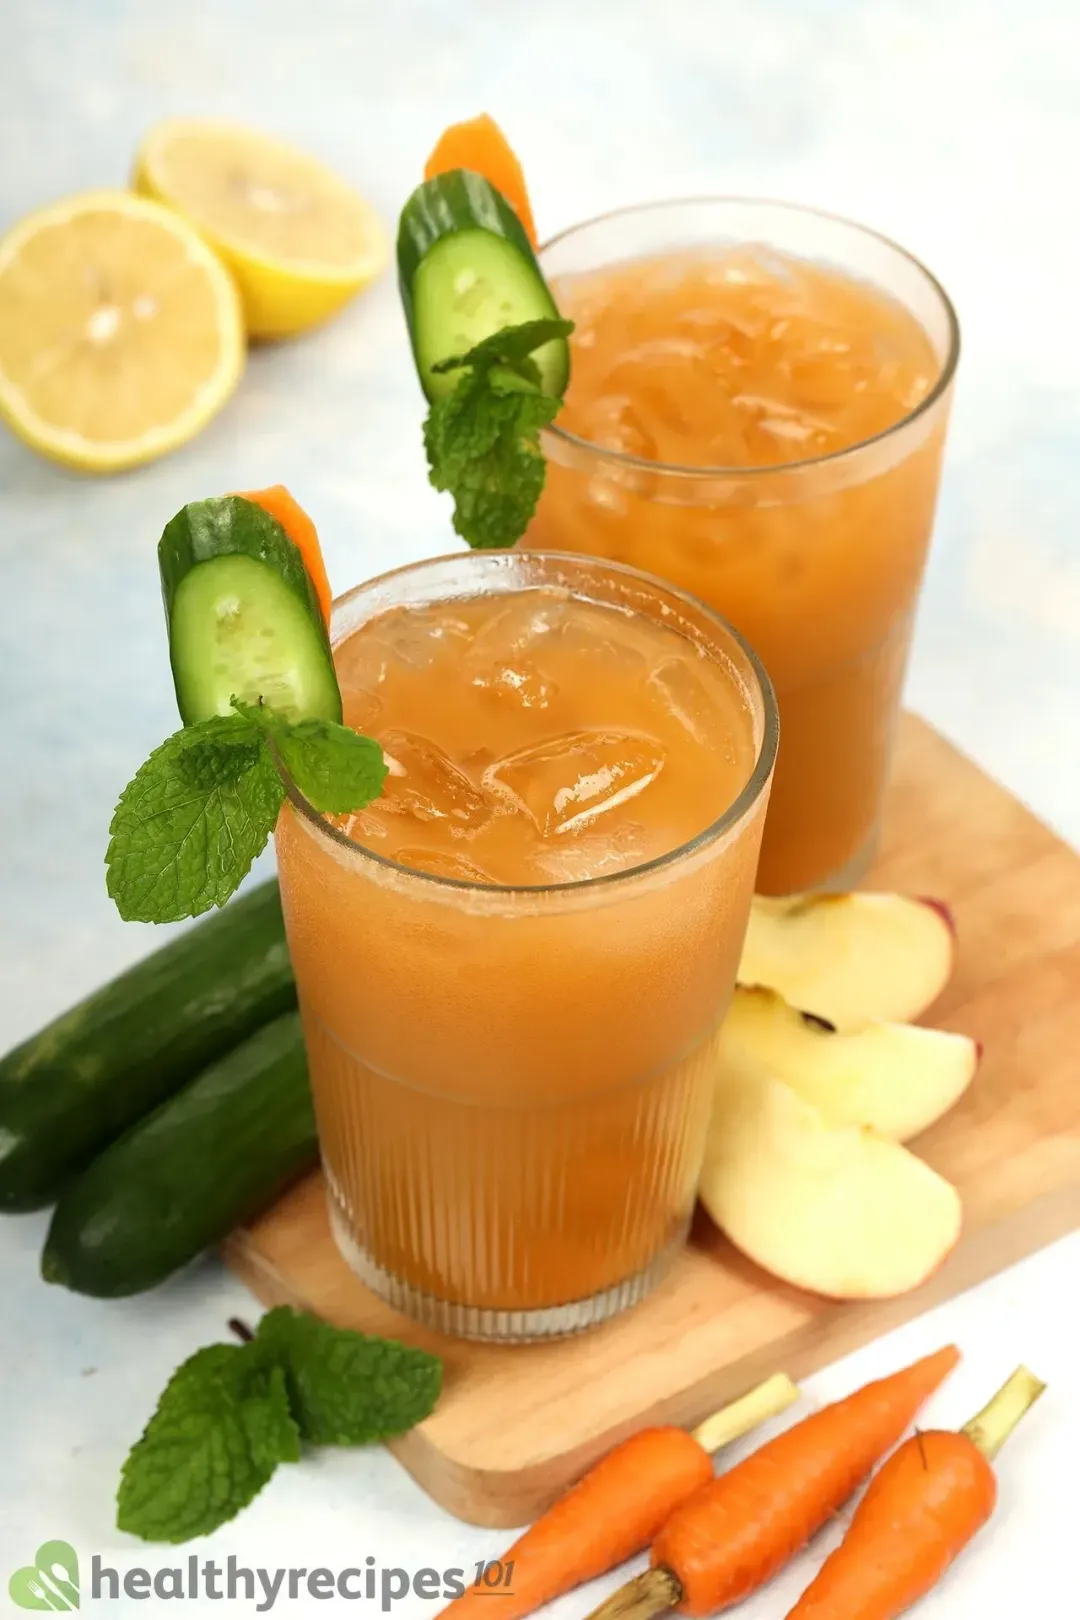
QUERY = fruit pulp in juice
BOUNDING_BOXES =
[531,246,949,893]
[274,585,767,1318]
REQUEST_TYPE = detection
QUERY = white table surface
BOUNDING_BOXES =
[2,0,1079,1614]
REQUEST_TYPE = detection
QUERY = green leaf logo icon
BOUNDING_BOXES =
[9,1541,80,1610]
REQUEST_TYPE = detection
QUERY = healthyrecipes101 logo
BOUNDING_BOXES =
[8,1543,515,1611]
[9,1541,81,1610]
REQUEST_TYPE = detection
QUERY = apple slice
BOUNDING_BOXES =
[699,1070,962,1299]
[738,892,955,1028]
[720,985,978,1141]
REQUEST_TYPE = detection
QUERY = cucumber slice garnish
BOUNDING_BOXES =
[169,553,340,723]
[158,496,341,725]
[398,170,569,401]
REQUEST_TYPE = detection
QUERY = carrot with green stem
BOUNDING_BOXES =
[587,1344,960,1620]
[437,1373,799,1620]
[785,1364,1045,1619]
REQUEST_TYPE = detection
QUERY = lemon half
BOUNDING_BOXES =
[134,119,389,339]
[0,190,245,473]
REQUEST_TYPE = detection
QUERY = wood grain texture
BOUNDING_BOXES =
[223,713,1080,1528]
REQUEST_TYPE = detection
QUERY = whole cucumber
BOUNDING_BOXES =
[0,880,294,1211]
[42,1011,317,1297]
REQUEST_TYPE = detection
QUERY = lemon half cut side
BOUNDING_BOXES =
[135,119,389,339]
[0,189,245,473]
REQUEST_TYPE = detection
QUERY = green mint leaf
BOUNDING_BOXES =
[424,374,560,551]
[424,317,574,550]
[231,700,388,815]
[175,719,264,790]
[117,1344,300,1544]
[106,717,283,924]
[425,381,560,549]
[254,1307,442,1446]
[431,316,574,380]
[266,719,388,815]
[241,1363,302,1474]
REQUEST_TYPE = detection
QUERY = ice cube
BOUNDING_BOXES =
[470,662,559,710]
[339,809,389,842]
[606,345,717,448]
[527,822,648,881]
[647,657,717,745]
[573,392,659,460]
[707,244,802,294]
[468,593,647,702]
[486,730,665,837]
[341,688,384,732]
[466,598,564,709]
[354,604,473,679]
[551,603,649,680]
[393,847,496,883]
[647,656,737,760]
[465,595,568,668]
[378,731,494,829]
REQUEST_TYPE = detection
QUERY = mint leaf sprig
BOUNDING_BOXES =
[106,701,387,924]
[117,1308,442,1544]
[424,316,574,550]
[116,1343,300,1545]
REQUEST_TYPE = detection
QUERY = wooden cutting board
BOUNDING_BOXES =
[223,713,1080,1528]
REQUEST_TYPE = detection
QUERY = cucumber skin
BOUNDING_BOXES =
[158,496,340,725]
[0,881,294,1212]
[397,170,567,400]
[42,1011,317,1298]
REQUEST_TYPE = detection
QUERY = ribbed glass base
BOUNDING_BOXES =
[328,1195,690,1343]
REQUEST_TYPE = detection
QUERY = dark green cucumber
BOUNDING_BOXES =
[397,170,569,401]
[0,880,293,1212]
[158,495,341,725]
[42,1011,317,1298]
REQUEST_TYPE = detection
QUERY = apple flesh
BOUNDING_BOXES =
[738,892,955,1029]
[720,985,978,1142]
[699,1070,963,1299]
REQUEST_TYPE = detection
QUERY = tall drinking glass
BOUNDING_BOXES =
[275,551,777,1341]
[528,199,959,893]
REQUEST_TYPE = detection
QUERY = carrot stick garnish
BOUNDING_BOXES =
[237,484,333,626]
[437,1374,798,1620]
[424,114,538,246]
[587,1344,961,1620]
[784,1364,1044,1619]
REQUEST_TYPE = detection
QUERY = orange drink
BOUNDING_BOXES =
[529,200,959,893]
[275,552,776,1340]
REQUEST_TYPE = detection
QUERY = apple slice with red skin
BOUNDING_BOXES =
[738,892,955,1029]
[720,985,979,1143]
[699,1070,963,1299]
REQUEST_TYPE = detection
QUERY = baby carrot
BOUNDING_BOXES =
[785,1364,1045,1619]
[424,114,538,245]
[236,484,333,626]
[437,1374,798,1620]
[587,1344,960,1620]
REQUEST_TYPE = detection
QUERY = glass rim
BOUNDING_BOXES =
[279,549,779,898]
[539,193,961,481]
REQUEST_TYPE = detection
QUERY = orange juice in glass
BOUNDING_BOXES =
[528,200,959,894]
[275,551,776,1340]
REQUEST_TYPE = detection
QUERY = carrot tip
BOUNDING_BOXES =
[235,484,333,628]
[423,113,538,246]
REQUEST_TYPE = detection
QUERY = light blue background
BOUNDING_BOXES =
[2,1,1078,1614]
